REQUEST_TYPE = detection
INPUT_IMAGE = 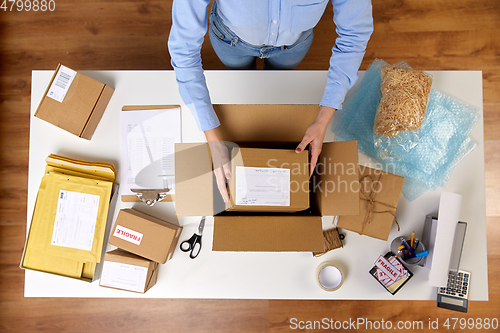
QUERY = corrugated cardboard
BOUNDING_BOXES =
[109,208,182,263]
[337,166,405,240]
[312,140,360,216]
[34,63,114,140]
[175,104,360,252]
[99,249,158,293]
[213,216,324,252]
[227,147,309,212]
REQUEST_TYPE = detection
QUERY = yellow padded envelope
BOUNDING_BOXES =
[22,154,115,280]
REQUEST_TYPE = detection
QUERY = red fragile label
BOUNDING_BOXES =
[374,255,402,282]
[113,224,143,245]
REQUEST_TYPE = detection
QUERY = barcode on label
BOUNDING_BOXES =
[46,65,77,103]
[55,72,72,89]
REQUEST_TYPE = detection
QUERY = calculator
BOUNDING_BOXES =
[437,269,471,313]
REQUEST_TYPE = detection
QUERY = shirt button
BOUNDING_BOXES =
[273,20,277,24]
[271,32,275,35]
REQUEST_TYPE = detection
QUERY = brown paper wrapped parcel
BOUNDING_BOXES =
[337,166,405,241]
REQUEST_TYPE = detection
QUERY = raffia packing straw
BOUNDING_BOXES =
[374,64,433,137]
[337,166,405,241]
[316,262,344,292]
[313,228,343,257]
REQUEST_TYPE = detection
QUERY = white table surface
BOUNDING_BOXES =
[25,70,487,300]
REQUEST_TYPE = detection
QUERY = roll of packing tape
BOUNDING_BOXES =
[316,262,344,292]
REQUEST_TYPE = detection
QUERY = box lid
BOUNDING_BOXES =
[175,143,214,216]
[213,215,323,252]
[214,104,318,143]
[313,141,360,216]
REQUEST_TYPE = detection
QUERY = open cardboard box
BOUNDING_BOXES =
[175,105,360,252]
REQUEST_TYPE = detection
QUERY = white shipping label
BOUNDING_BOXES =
[51,190,100,251]
[46,65,77,103]
[235,166,290,206]
[100,260,149,293]
[113,225,143,246]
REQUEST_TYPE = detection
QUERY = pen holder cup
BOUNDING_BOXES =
[390,237,426,265]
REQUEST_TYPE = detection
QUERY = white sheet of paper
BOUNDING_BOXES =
[235,166,290,206]
[100,261,149,293]
[429,191,462,287]
[120,108,181,196]
[46,65,77,103]
[51,190,100,251]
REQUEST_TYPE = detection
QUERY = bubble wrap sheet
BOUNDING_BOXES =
[332,60,479,201]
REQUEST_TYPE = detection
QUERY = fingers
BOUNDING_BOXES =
[223,160,231,179]
[295,134,311,154]
[214,167,230,203]
[309,152,319,178]
[309,141,322,178]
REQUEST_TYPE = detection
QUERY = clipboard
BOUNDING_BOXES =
[121,105,181,204]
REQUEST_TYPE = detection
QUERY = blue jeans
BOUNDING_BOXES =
[209,3,314,70]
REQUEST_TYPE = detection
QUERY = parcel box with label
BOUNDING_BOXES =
[99,249,158,293]
[227,147,309,213]
[175,104,361,253]
[109,208,182,264]
[34,64,114,140]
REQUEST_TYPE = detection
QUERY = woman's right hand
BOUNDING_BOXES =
[205,127,231,203]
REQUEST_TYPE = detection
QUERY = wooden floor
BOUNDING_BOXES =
[1,0,499,331]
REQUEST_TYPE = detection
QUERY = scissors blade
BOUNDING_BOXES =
[198,216,206,235]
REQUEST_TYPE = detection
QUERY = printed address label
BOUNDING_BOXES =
[113,225,143,245]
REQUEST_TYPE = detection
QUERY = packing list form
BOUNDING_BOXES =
[235,166,291,206]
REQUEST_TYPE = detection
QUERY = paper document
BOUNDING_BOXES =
[235,166,290,206]
[120,108,181,196]
[100,261,148,293]
[51,190,100,251]
[47,65,76,103]
[429,191,462,287]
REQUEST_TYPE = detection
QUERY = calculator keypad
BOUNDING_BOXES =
[438,270,470,299]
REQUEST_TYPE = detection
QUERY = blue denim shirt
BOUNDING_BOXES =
[168,0,373,131]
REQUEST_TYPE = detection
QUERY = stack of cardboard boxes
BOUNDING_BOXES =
[100,208,183,293]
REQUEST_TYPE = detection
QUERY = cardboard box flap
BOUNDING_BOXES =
[213,216,324,252]
[215,104,319,143]
[175,143,214,216]
[313,141,360,216]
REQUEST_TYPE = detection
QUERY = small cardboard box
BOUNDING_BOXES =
[99,249,158,293]
[34,64,114,139]
[175,104,361,252]
[337,166,405,241]
[227,147,309,212]
[109,208,182,264]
